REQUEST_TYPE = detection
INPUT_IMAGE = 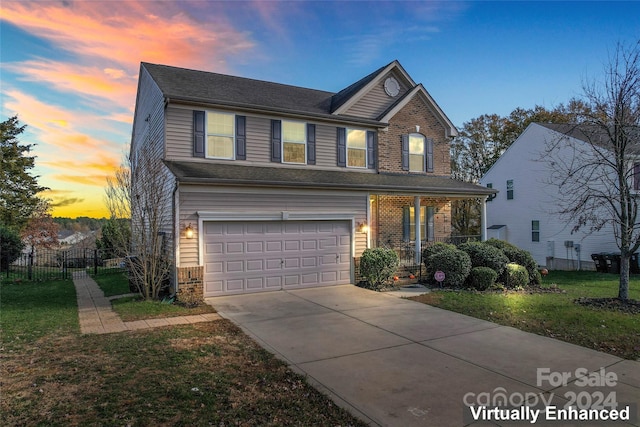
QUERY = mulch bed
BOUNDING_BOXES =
[574,297,640,314]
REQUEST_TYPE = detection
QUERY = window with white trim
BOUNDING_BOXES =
[282,120,306,164]
[409,134,425,172]
[507,179,514,200]
[206,111,234,159]
[347,128,367,168]
[532,220,540,242]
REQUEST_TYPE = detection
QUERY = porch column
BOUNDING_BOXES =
[480,196,488,241]
[414,196,421,264]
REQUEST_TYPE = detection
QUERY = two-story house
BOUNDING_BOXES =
[130,60,495,297]
[480,123,620,270]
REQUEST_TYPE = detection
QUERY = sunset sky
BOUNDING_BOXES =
[1,0,638,219]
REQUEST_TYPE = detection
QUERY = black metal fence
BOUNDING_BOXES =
[2,248,125,281]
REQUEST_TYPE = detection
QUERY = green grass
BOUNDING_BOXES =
[112,295,216,321]
[411,271,640,360]
[91,270,130,296]
[0,278,367,426]
[0,279,79,348]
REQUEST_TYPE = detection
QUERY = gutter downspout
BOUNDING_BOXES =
[480,196,488,241]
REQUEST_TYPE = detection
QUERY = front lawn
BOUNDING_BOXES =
[411,271,640,360]
[0,278,367,426]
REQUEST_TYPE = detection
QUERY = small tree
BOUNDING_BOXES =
[21,200,59,253]
[104,147,173,300]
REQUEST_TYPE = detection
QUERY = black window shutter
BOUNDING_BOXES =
[236,115,246,160]
[366,131,377,169]
[337,127,346,167]
[271,120,281,162]
[426,138,434,172]
[193,110,205,158]
[427,207,435,241]
[401,134,409,171]
[402,206,410,241]
[307,123,316,165]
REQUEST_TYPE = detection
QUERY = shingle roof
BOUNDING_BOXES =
[165,161,496,197]
[142,62,384,126]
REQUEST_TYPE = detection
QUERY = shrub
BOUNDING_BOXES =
[0,225,24,272]
[467,266,498,291]
[425,247,471,288]
[422,242,456,262]
[503,263,529,289]
[359,248,400,290]
[485,238,540,285]
[458,241,509,275]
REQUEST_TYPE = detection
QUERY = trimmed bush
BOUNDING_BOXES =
[467,266,498,291]
[458,241,509,275]
[485,238,540,285]
[425,247,471,288]
[359,248,400,290]
[503,263,529,289]
[422,242,456,262]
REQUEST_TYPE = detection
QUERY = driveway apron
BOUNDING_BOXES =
[208,285,640,427]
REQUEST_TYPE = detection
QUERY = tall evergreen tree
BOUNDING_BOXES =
[0,116,48,230]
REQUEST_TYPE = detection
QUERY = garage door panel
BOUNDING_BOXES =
[203,220,351,296]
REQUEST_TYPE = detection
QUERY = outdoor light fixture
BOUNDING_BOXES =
[357,222,369,233]
[185,223,194,239]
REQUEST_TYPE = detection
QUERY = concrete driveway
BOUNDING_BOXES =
[208,285,640,426]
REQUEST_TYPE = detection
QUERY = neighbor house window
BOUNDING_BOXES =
[532,220,540,242]
[206,111,234,159]
[506,179,514,200]
[347,128,367,168]
[282,120,306,164]
[409,134,425,172]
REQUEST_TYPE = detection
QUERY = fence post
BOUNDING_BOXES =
[63,251,67,280]
[28,251,33,280]
[94,249,98,276]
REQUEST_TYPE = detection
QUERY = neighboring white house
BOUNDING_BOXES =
[479,123,618,270]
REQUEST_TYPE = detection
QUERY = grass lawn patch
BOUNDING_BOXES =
[92,270,130,297]
[411,271,640,360]
[0,278,367,426]
[112,296,216,322]
[0,279,78,348]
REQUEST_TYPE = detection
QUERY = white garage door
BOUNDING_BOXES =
[203,220,352,296]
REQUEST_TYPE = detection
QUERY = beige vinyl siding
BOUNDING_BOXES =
[345,72,410,119]
[131,66,176,270]
[177,186,368,266]
[165,104,370,171]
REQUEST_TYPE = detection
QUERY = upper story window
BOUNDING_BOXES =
[347,128,367,168]
[282,120,306,164]
[531,220,540,242]
[506,179,514,200]
[409,134,425,172]
[206,111,235,159]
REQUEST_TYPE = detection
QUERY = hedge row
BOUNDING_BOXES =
[423,238,540,290]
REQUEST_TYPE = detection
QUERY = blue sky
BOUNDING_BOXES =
[1,0,638,217]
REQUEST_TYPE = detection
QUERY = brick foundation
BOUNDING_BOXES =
[177,266,204,301]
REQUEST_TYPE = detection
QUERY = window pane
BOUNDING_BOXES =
[409,135,424,154]
[207,112,234,136]
[409,154,424,172]
[409,207,427,240]
[348,148,366,167]
[207,136,233,158]
[347,129,366,148]
[283,121,305,142]
[283,142,305,163]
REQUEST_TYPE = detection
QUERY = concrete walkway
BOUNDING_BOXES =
[73,272,220,334]
[208,284,640,427]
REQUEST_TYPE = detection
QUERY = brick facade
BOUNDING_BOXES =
[378,95,451,176]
